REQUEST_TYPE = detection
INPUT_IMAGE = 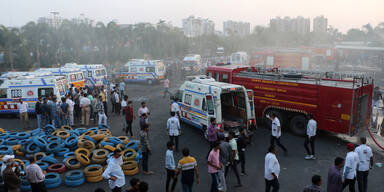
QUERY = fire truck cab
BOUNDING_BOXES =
[174,75,256,138]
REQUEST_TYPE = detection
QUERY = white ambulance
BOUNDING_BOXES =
[35,67,85,89]
[0,76,68,114]
[116,59,166,85]
[174,75,256,138]
[64,63,107,87]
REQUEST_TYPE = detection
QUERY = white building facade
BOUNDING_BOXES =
[182,16,215,38]
[223,20,250,36]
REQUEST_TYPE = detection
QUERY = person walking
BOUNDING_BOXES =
[268,113,288,155]
[113,89,120,114]
[176,148,200,192]
[17,98,29,129]
[49,96,60,128]
[26,156,47,192]
[99,87,108,117]
[237,127,249,176]
[66,95,75,126]
[163,78,171,98]
[91,94,98,125]
[167,112,181,151]
[102,149,125,192]
[140,124,154,175]
[342,143,359,192]
[139,113,149,130]
[96,96,108,126]
[304,114,317,160]
[208,118,219,148]
[218,134,231,192]
[138,102,150,117]
[35,97,42,129]
[208,142,222,192]
[41,97,50,128]
[124,101,134,137]
[303,175,322,192]
[60,98,69,126]
[265,145,280,192]
[2,156,21,192]
[165,142,177,192]
[355,137,373,192]
[119,81,125,98]
[127,178,140,192]
[327,157,345,192]
[226,131,242,187]
[171,98,181,118]
[80,93,91,127]
[121,95,128,130]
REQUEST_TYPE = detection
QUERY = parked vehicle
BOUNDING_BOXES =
[207,65,373,136]
[116,59,166,85]
[64,63,107,87]
[182,54,202,74]
[35,67,85,89]
[174,75,256,138]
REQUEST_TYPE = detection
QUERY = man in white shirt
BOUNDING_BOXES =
[102,149,125,192]
[66,95,75,126]
[80,93,91,127]
[265,145,280,192]
[138,102,150,117]
[355,137,373,192]
[342,143,359,192]
[226,131,242,187]
[304,114,317,160]
[17,98,29,129]
[113,90,120,114]
[167,112,181,151]
[268,113,288,155]
[171,98,181,118]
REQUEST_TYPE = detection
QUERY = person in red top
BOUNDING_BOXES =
[124,101,135,137]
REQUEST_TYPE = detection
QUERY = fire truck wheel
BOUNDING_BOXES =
[290,115,307,136]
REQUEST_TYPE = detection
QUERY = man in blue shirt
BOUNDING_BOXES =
[165,141,177,192]
[119,81,125,98]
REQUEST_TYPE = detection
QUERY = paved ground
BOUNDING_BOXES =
[1,74,384,192]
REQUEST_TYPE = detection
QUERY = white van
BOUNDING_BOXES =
[174,76,256,138]
[182,54,202,74]
[0,76,68,114]
[116,59,166,85]
[35,67,85,89]
[64,63,107,87]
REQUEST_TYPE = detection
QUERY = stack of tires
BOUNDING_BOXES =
[65,170,85,187]
[44,172,62,189]
[92,149,109,164]
[84,164,104,183]
[122,160,139,176]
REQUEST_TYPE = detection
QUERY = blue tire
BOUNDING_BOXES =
[75,128,87,135]
[47,136,61,143]
[65,177,85,187]
[5,138,19,145]
[69,130,80,136]
[98,124,110,129]
[83,135,96,144]
[0,145,12,155]
[55,148,70,156]
[45,172,61,184]
[8,132,18,138]
[0,139,4,146]
[46,142,62,153]
[125,141,139,150]
[101,141,115,147]
[33,137,47,148]
[44,124,56,134]
[18,139,29,146]
[45,179,62,189]
[26,143,40,154]
[36,161,49,170]
[109,137,122,145]
[64,152,75,159]
[16,132,30,139]
[22,160,30,168]
[0,133,8,139]
[88,127,99,133]
[41,156,58,164]
[21,184,31,191]
[65,170,84,180]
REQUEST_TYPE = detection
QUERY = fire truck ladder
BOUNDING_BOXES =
[276,68,375,80]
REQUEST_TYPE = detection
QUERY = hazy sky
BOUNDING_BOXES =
[1,0,383,32]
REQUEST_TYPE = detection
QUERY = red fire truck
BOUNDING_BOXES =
[207,65,374,136]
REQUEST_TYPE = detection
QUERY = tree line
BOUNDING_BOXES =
[0,19,383,71]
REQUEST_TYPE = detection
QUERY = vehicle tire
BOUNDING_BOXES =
[16,132,30,139]
[26,143,39,154]
[64,152,75,158]
[47,163,66,173]
[76,153,91,165]
[65,170,84,180]
[122,160,137,170]
[55,148,70,157]
[100,141,115,147]
[75,148,91,157]
[123,166,139,176]
[44,124,56,135]
[84,165,103,177]
[65,177,85,187]
[0,133,8,139]
[11,144,22,151]
[85,175,103,183]
[122,149,136,161]
[116,136,129,144]
[61,125,72,131]
[81,140,96,151]
[91,134,105,141]
[45,179,62,189]
[45,172,61,184]
[82,130,95,137]
[93,149,109,159]
[88,127,99,133]
[41,156,58,165]
[47,136,62,143]
[46,142,62,153]
[92,156,106,164]
[57,131,70,139]
[290,115,307,136]
[33,137,47,148]
[65,157,81,170]
[124,141,138,150]
[147,79,153,85]
[34,152,47,161]
[5,138,18,145]
[104,145,115,152]
[98,128,111,136]
[83,135,96,144]
[36,161,49,170]
[75,128,87,135]
[109,137,122,145]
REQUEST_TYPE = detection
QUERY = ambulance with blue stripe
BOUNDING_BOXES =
[0,75,68,114]
[64,63,107,87]
[116,59,166,85]
[35,67,85,89]
[174,76,256,138]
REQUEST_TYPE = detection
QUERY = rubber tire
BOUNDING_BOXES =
[56,148,70,157]
[104,145,116,152]
[91,156,106,164]
[122,160,138,170]
[46,142,62,153]
[85,175,103,183]
[64,152,75,158]
[83,135,96,144]
[26,143,40,154]
[65,157,81,170]
[33,137,48,148]
[93,149,109,159]
[65,170,84,180]
[45,179,62,189]
[91,134,105,141]
[41,156,58,164]
[75,148,91,157]
[47,163,66,173]
[76,153,91,165]
[290,115,308,136]
[109,137,122,145]
[123,149,136,161]
[57,131,70,139]
[123,166,139,176]
[65,135,78,147]
[34,152,47,161]
[6,138,19,145]
[65,177,85,187]
[12,144,22,151]
[84,165,103,177]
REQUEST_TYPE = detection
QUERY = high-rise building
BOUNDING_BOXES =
[223,20,251,36]
[270,16,310,34]
[182,16,215,38]
[313,16,328,33]
[37,12,63,29]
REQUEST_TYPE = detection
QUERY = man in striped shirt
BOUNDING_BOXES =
[176,148,200,192]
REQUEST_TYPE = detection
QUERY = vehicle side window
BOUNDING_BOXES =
[130,67,137,72]
[222,73,229,83]
[146,67,155,73]
[76,73,84,80]
[215,73,220,81]
[38,88,53,97]
[10,89,22,98]
[87,71,92,78]
[202,98,207,111]
[70,74,76,81]
[184,94,192,105]
[0,89,6,98]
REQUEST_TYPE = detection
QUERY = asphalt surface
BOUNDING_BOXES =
[1,74,384,192]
